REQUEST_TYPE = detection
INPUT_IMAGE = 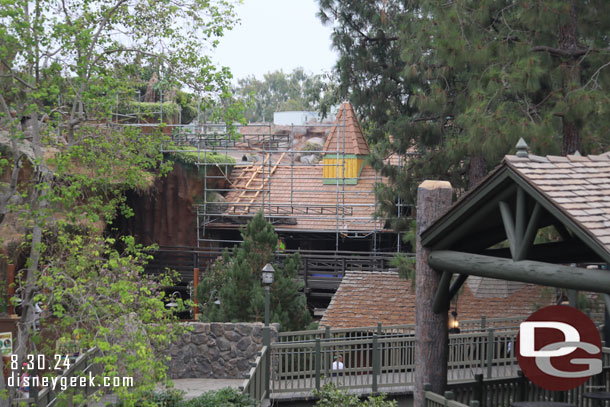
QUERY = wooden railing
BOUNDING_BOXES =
[278,322,414,342]
[144,246,400,293]
[270,329,521,395]
[424,388,477,407]
[447,347,610,407]
[13,348,101,407]
[240,346,269,404]
[278,317,527,343]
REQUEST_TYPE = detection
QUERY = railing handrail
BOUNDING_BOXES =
[425,390,472,407]
[278,323,414,338]
[240,346,268,403]
[278,317,527,342]
[11,347,100,407]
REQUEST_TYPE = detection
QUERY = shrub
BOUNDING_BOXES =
[313,382,396,407]
[185,387,256,407]
[133,389,185,407]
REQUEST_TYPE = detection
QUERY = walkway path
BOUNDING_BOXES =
[170,378,243,399]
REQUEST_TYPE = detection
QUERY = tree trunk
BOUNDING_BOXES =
[559,0,582,155]
[468,155,487,189]
[414,180,453,407]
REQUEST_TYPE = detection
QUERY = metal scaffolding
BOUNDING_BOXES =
[155,121,412,258]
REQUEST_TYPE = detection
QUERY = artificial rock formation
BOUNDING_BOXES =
[167,322,279,379]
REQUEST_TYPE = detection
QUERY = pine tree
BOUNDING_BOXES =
[197,212,312,330]
[319,0,610,228]
[317,0,414,142]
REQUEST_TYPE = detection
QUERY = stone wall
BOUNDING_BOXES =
[167,322,279,379]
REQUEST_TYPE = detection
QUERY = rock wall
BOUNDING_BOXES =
[123,162,202,247]
[167,322,279,379]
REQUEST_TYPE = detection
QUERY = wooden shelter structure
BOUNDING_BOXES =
[414,140,610,406]
[422,141,610,311]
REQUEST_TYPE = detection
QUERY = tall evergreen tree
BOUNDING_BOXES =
[317,0,413,141]
[197,213,312,331]
[319,0,610,227]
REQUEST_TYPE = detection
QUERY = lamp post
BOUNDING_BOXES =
[262,263,275,347]
[261,263,275,397]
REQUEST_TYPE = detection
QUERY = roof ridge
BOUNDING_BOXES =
[323,102,370,155]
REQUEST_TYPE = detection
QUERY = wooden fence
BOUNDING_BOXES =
[240,346,269,404]
[424,388,477,407]
[447,347,610,407]
[278,316,527,343]
[269,329,521,395]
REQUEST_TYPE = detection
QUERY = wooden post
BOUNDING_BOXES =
[473,374,484,405]
[486,329,494,379]
[193,267,199,319]
[314,338,321,391]
[372,334,379,393]
[516,370,526,401]
[414,180,452,407]
[604,293,610,347]
[7,264,15,315]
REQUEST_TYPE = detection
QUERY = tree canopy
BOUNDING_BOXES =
[233,68,327,122]
[0,0,240,404]
[318,0,610,229]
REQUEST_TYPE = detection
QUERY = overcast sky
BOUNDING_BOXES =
[213,0,338,82]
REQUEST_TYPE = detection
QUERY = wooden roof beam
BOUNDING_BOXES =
[428,250,610,296]
[481,240,603,264]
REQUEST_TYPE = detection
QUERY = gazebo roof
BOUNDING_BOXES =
[422,148,610,264]
[420,143,610,310]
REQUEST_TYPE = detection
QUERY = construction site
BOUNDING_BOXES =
[131,102,410,309]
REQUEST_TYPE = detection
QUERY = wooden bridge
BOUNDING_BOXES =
[241,322,610,406]
[144,246,399,297]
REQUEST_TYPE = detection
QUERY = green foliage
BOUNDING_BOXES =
[168,145,235,174]
[120,102,182,120]
[39,234,185,404]
[0,0,241,404]
[319,0,610,233]
[137,389,186,407]
[313,382,396,407]
[128,387,255,407]
[390,253,415,283]
[184,387,256,407]
[197,212,312,331]
[233,68,328,122]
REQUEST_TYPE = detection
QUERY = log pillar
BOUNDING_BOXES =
[414,181,452,407]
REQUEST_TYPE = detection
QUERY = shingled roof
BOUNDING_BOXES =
[213,163,387,232]
[421,147,610,265]
[323,102,370,156]
[504,151,610,253]
[320,271,552,329]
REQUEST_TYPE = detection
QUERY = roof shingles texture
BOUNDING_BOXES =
[320,271,552,329]
[323,102,370,156]
[221,164,385,231]
[505,151,610,251]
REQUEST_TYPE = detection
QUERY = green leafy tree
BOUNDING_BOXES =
[233,68,328,122]
[0,0,240,404]
[197,213,312,331]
